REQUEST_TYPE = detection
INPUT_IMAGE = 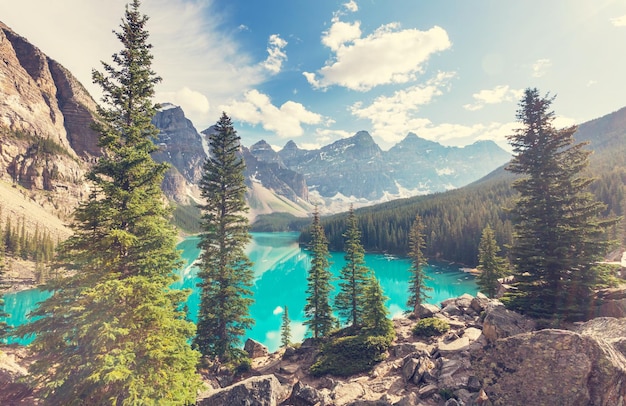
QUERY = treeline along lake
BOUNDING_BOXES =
[2,232,477,352]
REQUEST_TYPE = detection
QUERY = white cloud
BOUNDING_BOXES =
[531,58,552,78]
[305,21,451,91]
[350,72,455,146]
[611,15,626,27]
[418,121,518,149]
[272,306,284,315]
[157,87,210,117]
[0,0,287,130]
[463,85,523,111]
[322,20,362,52]
[220,90,324,138]
[344,0,358,13]
[262,34,288,74]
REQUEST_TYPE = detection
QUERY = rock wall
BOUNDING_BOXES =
[0,21,99,221]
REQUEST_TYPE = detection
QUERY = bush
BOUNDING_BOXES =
[412,317,450,337]
[309,332,393,377]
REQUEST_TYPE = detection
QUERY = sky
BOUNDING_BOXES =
[1,0,625,152]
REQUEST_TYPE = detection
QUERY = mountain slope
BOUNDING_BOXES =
[0,21,99,224]
[273,131,510,206]
[313,106,626,265]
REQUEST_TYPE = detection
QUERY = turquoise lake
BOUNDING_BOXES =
[2,232,477,352]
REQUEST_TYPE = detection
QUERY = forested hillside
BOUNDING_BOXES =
[305,106,626,267]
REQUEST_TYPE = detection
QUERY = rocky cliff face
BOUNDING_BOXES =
[0,21,99,221]
[150,104,206,204]
[243,145,309,203]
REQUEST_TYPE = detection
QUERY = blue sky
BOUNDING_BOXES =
[1,0,626,151]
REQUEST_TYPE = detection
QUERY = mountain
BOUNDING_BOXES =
[277,131,395,201]
[0,21,99,241]
[270,130,510,210]
[151,103,206,204]
[148,106,313,219]
[313,106,626,265]
[386,133,511,193]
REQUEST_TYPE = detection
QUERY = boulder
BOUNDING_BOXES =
[332,381,368,405]
[472,329,626,406]
[437,356,472,390]
[417,303,441,318]
[392,342,431,358]
[441,304,462,317]
[287,380,333,405]
[245,338,269,359]
[481,303,535,343]
[594,298,626,318]
[401,357,420,383]
[197,374,285,406]
[395,392,420,405]
[438,336,470,356]
[470,292,491,313]
[418,383,438,399]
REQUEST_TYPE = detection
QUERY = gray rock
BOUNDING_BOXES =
[401,357,420,382]
[197,374,284,406]
[467,375,482,392]
[481,303,535,343]
[472,329,626,406]
[442,304,462,317]
[393,392,419,405]
[245,338,269,358]
[418,383,439,399]
[392,342,430,358]
[418,303,441,318]
[287,380,332,406]
[470,293,490,312]
[438,357,472,390]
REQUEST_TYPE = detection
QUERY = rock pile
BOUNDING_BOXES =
[5,293,626,405]
[197,293,626,406]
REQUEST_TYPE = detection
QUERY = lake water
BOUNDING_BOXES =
[2,232,477,352]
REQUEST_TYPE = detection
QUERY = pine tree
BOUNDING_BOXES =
[17,2,200,403]
[505,88,616,321]
[335,205,370,327]
[304,206,336,338]
[194,112,254,361]
[407,214,432,317]
[476,225,508,298]
[281,305,291,348]
[362,276,393,335]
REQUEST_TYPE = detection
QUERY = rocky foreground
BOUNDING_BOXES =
[2,293,626,405]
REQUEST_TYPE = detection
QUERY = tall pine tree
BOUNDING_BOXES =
[335,205,371,327]
[17,2,200,403]
[407,214,432,317]
[362,276,393,336]
[476,225,508,298]
[194,112,254,362]
[505,88,616,321]
[281,305,291,348]
[304,206,336,338]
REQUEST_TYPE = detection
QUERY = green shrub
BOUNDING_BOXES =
[225,348,251,375]
[593,263,621,288]
[412,317,450,337]
[309,333,393,377]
